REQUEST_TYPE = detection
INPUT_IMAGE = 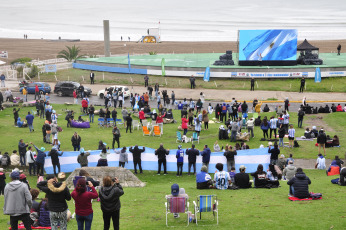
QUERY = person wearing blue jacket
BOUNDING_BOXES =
[31,143,47,175]
[176,145,184,176]
[200,145,211,171]
[260,117,270,139]
[196,165,212,189]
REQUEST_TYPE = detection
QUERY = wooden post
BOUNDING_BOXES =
[214,81,217,88]
[256,81,259,88]
[82,75,85,82]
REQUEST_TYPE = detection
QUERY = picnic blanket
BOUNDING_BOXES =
[296,137,314,141]
[9,226,51,229]
[289,193,322,201]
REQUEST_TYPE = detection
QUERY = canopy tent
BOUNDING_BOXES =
[297,39,319,51]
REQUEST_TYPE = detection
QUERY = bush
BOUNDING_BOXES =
[28,64,39,79]
[149,51,157,55]
[10,57,32,65]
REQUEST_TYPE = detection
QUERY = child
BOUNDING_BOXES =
[37,173,44,184]
[229,167,236,185]
[176,145,184,176]
[0,168,6,195]
[116,147,128,168]
[288,124,295,148]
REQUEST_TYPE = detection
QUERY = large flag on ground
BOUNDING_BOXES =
[161,58,166,76]
[315,67,321,83]
[44,147,270,174]
[203,66,210,82]
[128,53,131,72]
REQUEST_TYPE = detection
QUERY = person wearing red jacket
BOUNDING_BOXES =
[71,178,98,230]
[336,104,343,112]
[156,112,166,134]
[35,84,39,100]
[138,108,145,125]
[73,90,78,104]
[181,115,188,135]
[81,98,88,114]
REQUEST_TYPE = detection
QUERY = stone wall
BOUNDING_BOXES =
[66,167,145,190]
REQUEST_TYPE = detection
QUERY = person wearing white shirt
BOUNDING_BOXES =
[315,154,326,170]
[269,116,278,139]
[26,146,36,176]
[246,118,255,138]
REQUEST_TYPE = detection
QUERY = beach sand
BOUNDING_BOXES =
[0,38,345,62]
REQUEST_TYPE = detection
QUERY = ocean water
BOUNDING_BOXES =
[0,0,346,41]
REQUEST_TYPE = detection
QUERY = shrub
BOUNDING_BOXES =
[10,57,32,65]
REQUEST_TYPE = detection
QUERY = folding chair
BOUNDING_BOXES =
[98,118,105,128]
[132,120,140,131]
[106,118,114,127]
[116,118,123,127]
[151,121,157,126]
[176,131,182,143]
[193,195,218,225]
[142,119,149,127]
[153,125,162,137]
[165,196,189,227]
[30,109,37,115]
[191,132,199,144]
[142,126,151,136]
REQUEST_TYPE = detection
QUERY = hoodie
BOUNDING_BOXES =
[287,172,311,199]
[37,181,71,212]
[200,148,211,163]
[3,180,32,215]
[99,183,124,212]
[283,165,297,181]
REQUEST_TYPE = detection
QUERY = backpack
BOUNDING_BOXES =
[255,117,262,126]
[1,156,8,166]
[294,140,300,147]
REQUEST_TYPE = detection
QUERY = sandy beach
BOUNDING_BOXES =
[0,38,345,63]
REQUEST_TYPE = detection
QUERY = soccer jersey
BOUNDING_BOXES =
[288,128,295,138]
[176,149,184,163]
[214,171,231,190]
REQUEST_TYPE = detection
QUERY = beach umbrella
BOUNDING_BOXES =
[161,58,165,77]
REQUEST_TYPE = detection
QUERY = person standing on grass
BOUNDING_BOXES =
[3,171,32,230]
[186,145,199,175]
[268,143,280,165]
[284,98,290,112]
[115,147,128,168]
[37,174,71,230]
[283,111,290,134]
[297,106,305,128]
[337,44,341,55]
[31,143,46,175]
[112,126,121,149]
[155,144,169,175]
[181,115,188,136]
[71,178,98,230]
[99,176,124,230]
[144,75,149,87]
[26,146,36,176]
[90,71,95,84]
[13,108,20,126]
[224,145,237,172]
[260,117,270,139]
[125,114,132,133]
[288,125,295,148]
[48,146,63,176]
[22,86,28,102]
[71,132,82,151]
[300,77,305,93]
[250,77,255,91]
[34,84,39,100]
[129,145,145,174]
[200,145,211,171]
[18,139,28,166]
[77,148,90,168]
[176,145,184,177]
[317,129,326,155]
[88,104,95,123]
[269,116,278,139]
[26,111,35,132]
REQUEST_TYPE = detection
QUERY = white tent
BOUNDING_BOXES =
[0,60,6,65]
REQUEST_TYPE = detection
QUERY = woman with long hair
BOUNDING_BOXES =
[71,178,98,230]
[260,117,270,139]
[202,110,209,130]
[99,176,124,230]
[38,197,50,227]
[251,164,268,188]
[266,164,280,187]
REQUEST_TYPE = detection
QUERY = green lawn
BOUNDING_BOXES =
[39,68,346,93]
[0,104,344,160]
[0,170,345,229]
[0,104,346,229]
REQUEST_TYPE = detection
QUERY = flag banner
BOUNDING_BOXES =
[161,58,166,76]
[45,64,57,73]
[315,67,321,83]
[0,51,8,58]
[203,66,210,82]
[128,53,131,71]
[44,147,270,174]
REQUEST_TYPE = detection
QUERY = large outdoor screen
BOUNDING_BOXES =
[239,29,297,61]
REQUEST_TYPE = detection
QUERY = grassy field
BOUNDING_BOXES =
[0,169,345,229]
[39,68,346,93]
[0,104,346,229]
[0,104,345,160]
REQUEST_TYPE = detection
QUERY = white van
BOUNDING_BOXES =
[97,85,130,98]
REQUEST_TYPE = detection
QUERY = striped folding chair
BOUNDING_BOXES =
[165,196,189,227]
[193,195,218,225]
[106,118,114,127]
[98,118,105,128]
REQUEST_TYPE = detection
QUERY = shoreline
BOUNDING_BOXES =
[0,38,345,63]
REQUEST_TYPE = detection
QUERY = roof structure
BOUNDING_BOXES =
[297,39,319,51]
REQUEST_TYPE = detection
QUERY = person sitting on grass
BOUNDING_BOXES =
[38,198,51,227]
[287,168,311,198]
[234,165,252,189]
[196,165,212,189]
[97,148,110,167]
[283,161,297,181]
[251,164,268,188]
[315,154,326,170]
[266,164,280,188]
[214,163,231,190]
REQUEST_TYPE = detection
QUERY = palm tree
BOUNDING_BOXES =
[57,45,85,61]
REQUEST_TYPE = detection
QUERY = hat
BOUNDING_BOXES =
[268,142,273,146]
[58,172,66,180]
[19,173,26,180]
[40,147,45,152]
[0,168,3,172]
[52,146,57,150]
[10,171,20,179]
[239,165,246,170]
[52,110,56,113]
[279,154,285,159]
[178,145,182,149]
[171,184,179,196]
[12,168,20,172]
[80,148,85,153]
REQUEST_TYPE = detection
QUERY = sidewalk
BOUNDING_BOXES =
[3,80,346,102]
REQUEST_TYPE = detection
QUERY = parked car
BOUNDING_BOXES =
[54,81,92,97]
[19,82,51,94]
[97,85,130,98]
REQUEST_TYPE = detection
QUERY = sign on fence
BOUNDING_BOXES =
[45,64,57,73]
[0,51,8,58]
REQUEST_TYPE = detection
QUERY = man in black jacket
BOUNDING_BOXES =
[129,145,145,174]
[125,114,132,133]
[224,146,237,171]
[287,168,311,198]
[186,144,199,175]
[18,139,28,166]
[155,144,169,175]
[48,147,64,176]
[300,77,305,93]
[78,84,84,98]
[234,165,252,188]
[250,78,255,91]
[37,175,71,230]
[268,143,280,165]
[112,126,121,149]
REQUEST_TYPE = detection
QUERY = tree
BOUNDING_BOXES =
[57,45,85,61]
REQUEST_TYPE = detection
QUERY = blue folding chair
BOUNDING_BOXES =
[107,118,114,127]
[176,131,182,143]
[191,132,199,144]
[193,195,218,225]
[98,118,105,128]
[116,118,123,127]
